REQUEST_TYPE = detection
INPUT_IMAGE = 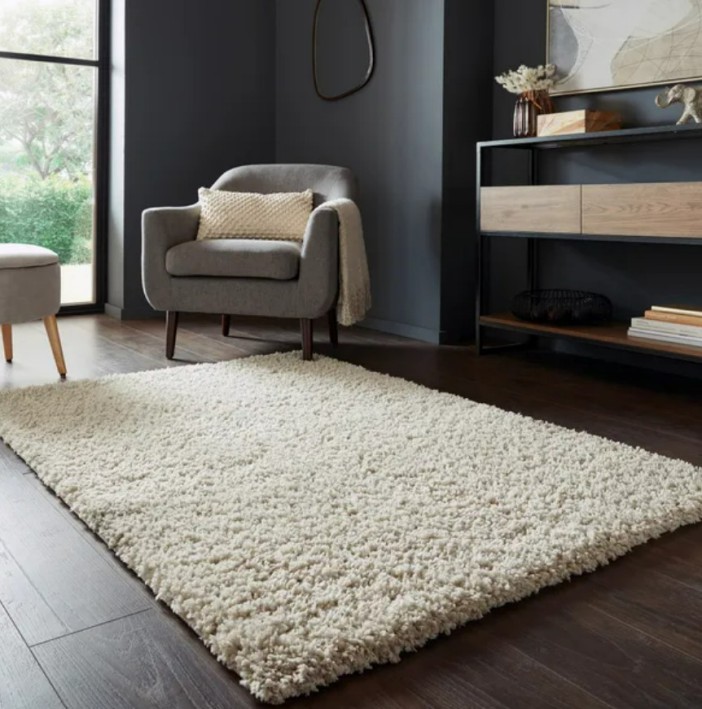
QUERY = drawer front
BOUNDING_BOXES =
[480,185,582,234]
[582,182,702,238]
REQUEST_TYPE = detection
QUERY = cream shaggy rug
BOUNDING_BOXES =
[0,353,701,703]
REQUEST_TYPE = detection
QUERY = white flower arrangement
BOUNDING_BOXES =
[495,64,557,95]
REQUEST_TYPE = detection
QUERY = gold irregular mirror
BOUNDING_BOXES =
[313,0,375,101]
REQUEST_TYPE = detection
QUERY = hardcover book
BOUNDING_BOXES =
[651,305,702,318]
[628,328,702,348]
[645,309,702,327]
[631,317,702,337]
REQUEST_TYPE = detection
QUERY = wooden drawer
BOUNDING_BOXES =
[480,185,581,234]
[582,182,702,238]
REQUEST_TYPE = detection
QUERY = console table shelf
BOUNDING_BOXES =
[480,313,702,364]
[483,231,702,247]
[477,123,702,151]
[476,124,702,365]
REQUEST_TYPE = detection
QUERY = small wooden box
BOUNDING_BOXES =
[537,110,622,137]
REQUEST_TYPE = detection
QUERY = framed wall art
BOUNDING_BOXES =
[548,0,702,95]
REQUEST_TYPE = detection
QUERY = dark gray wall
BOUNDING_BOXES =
[441,0,494,342]
[492,1,702,357]
[108,0,276,318]
[275,0,446,342]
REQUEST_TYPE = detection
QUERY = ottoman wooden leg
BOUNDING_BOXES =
[2,324,12,363]
[43,316,67,379]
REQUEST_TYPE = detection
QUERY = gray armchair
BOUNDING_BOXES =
[142,164,358,360]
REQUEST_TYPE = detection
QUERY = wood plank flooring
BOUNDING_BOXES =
[1,313,701,709]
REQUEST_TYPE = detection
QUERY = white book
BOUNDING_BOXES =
[630,317,702,337]
[651,305,702,318]
[628,328,702,348]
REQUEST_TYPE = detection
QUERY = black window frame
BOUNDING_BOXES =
[0,0,110,314]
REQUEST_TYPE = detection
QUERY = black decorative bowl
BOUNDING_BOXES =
[512,289,613,325]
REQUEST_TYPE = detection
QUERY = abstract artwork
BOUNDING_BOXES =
[548,0,702,94]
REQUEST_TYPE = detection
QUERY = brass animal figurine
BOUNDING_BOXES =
[655,84,702,125]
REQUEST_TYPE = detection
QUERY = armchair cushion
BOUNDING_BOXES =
[166,239,301,280]
[196,188,313,241]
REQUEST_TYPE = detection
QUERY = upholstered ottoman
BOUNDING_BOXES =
[0,244,67,378]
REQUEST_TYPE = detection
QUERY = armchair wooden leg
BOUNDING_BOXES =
[301,318,314,361]
[328,308,338,347]
[166,311,179,360]
[2,324,12,363]
[43,316,67,379]
[221,314,231,337]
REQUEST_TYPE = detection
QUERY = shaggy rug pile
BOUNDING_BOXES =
[0,352,700,703]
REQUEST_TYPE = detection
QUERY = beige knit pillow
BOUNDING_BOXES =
[196,188,313,241]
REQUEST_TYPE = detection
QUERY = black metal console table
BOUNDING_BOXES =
[475,123,702,364]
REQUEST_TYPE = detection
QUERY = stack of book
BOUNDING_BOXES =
[628,305,702,348]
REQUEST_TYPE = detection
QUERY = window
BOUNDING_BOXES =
[0,0,108,309]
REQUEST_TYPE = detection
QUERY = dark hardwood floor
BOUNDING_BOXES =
[1,313,701,709]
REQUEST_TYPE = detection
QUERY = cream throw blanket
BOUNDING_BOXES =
[321,198,371,327]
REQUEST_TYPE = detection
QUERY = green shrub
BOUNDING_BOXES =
[0,174,93,264]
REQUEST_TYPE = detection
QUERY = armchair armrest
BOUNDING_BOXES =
[142,204,200,310]
[301,205,338,254]
[142,204,201,254]
[298,205,340,316]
